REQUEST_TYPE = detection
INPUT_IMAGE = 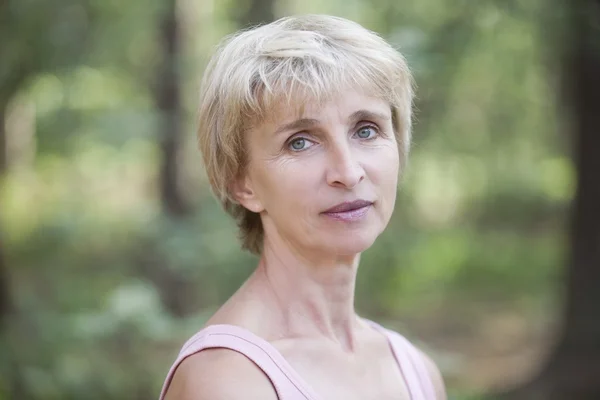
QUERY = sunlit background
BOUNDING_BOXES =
[1,0,585,398]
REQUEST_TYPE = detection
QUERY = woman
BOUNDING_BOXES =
[160,14,446,400]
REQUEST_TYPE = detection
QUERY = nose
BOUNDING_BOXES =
[325,140,365,189]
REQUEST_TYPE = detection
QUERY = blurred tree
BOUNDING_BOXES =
[0,234,24,399]
[233,0,275,28]
[543,0,600,397]
[0,233,11,326]
[0,0,91,151]
[157,0,191,218]
[502,0,600,398]
[139,0,197,318]
[0,106,6,173]
[0,104,9,325]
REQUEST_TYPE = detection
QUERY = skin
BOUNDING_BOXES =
[165,90,447,400]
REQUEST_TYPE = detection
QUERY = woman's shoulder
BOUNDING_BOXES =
[366,319,447,400]
[416,348,447,400]
[163,346,278,400]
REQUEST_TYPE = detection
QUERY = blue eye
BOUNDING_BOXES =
[288,137,313,151]
[356,126,377,139]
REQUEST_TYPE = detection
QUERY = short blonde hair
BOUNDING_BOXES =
[197,15,414,254]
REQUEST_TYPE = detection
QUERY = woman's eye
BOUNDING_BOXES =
[356,126,378,139]
[288,137,313,151]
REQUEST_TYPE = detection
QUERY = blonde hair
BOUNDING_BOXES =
[197,15,414,254]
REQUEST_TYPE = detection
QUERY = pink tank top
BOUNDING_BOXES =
[159,320,436,400]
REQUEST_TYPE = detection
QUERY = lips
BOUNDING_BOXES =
[323,200,373,213]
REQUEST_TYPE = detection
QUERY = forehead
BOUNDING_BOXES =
[259,89,392,128]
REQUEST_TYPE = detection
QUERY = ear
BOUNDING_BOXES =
[230,174,264,213]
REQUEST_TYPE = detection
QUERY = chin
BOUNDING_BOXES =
[321,228,380,256]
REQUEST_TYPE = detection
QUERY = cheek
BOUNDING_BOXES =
[370,148,399,224]
[366,144,400,186]
[256,158,319,210]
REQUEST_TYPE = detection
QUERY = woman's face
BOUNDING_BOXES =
[236,89,400,257]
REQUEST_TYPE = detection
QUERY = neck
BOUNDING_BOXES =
[247,234,363,351]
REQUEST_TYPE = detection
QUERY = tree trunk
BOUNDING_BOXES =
[234,0,275,28]
[0,233,11,329]
[500,1,600,399]
[0,103,7,174]
[0,101,23,399]
[157,0,189,218]
[0,102,12,327]
[543,0,600,397]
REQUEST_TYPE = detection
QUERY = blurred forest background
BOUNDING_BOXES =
[1,0,599,399]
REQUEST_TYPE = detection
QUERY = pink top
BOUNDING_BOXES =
[159,320,436,400]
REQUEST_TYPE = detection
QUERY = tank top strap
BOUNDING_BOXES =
[366,320,436,400]
[159,324,318,400]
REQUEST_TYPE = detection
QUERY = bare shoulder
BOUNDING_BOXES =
[416,347,447,400]
[164,348,278,400]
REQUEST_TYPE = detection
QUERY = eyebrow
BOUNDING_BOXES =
[273,118,320,136]
[272,109,391,136]
[348,110,391,125]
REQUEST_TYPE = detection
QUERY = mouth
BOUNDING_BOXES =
[323,200,373,213]
[321,200,373,222]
